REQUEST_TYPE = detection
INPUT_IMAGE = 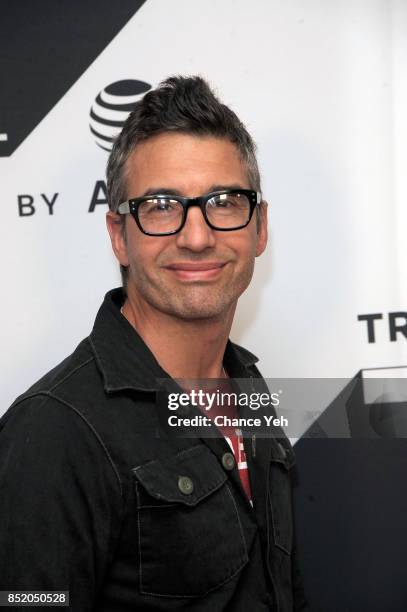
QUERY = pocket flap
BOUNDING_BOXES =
[132,444,227,507]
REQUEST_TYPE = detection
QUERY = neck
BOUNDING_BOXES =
[121,292,235,380]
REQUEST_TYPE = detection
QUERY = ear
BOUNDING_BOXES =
[255,201,268,257]
[106,211,130,267]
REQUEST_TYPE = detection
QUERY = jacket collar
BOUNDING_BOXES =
[89,288,259,394]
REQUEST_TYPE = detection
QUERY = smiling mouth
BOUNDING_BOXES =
[164,262,227,281]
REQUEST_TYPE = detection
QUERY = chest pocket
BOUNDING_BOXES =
[132,444,248,598]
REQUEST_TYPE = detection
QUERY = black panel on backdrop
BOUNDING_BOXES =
[0,0,147,157]
[294,374,407,611]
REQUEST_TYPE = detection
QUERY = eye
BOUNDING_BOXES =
[207,193,247,210]
[213,199,234,208]
[142,198,179,214]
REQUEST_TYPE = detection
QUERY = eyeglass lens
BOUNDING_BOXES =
[138,192,251,234]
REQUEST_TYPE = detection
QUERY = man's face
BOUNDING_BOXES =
[107,132,267,321]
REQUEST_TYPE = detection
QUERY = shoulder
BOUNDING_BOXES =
[13,337,95,401]
[1,345,123,496]
[5,336,110,446]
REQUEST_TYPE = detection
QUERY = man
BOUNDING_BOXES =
[0,76,307,611]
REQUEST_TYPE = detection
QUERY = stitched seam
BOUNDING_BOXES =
[139,555,248,599]
[139,483,248,598]
[133,446,226,505]
[89,335,157,393]
[135,481,144,595]
[47,392,123,497]
[132,444,204,475]
[17,390,123,497]
[48,355,94,392]
[134,473,226,506]
[88,335,108,385]
[136,503,178,510]
[225,483,249,563]
[9,390,126,571]
[10,391,52,410]
[269,488,291,556]
[134,478,226,507]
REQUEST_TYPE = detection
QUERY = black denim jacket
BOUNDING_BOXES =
[0,289,308,611]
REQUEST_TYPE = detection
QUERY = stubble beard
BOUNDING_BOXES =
[128,262,255,322]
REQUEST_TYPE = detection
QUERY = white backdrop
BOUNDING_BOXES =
[1,0,406,411]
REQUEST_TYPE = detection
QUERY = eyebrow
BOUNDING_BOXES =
[139,184,248,197]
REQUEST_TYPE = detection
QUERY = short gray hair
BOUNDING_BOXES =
[106,75,262,287]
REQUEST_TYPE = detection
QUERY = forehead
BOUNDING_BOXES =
[124,132,249,197]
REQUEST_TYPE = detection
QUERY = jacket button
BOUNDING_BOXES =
[222,452,235,471]
[178,475,194,495]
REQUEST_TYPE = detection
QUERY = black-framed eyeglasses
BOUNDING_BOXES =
[117,189,262,236]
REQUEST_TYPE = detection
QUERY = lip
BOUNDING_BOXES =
[164,261,227,281]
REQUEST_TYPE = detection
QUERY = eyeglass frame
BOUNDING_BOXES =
[117,188,262,236]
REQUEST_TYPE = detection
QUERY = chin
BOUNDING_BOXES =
[173,306,229,321]
[161,298,234,322]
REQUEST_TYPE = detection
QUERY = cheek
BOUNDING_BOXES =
[125,233,146,271]
[126,233,166,275]
[229,232,258,262]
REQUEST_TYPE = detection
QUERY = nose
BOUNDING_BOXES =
[175,205,216,251]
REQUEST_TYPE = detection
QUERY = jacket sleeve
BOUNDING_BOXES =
[0,394,123,611]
